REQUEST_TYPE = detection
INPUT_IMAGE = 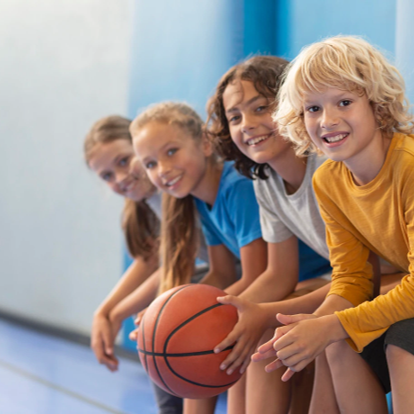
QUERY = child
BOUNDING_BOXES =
[206,55,403,414]
[85,115,189,414]
[129,102,268,414]
[255,36,414,413]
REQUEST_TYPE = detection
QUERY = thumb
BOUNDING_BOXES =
[217,295,246,311]
[276,313,314,325]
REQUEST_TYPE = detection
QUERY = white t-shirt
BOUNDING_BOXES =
[253,154,329,260]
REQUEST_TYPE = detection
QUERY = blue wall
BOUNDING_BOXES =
[276,0,396,59]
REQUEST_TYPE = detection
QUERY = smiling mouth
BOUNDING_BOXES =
[322,133,349,143]
[165,175,182,187]
[246,134,270,146]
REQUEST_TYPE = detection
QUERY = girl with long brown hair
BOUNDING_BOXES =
[130,102,267,414]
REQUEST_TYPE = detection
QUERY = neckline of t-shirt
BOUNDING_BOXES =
[276,154,315,200]
[344,133,398,195]
[200,161,229,212]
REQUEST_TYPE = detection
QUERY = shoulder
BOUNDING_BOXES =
[312,158,341,188]
[220,161,255,194]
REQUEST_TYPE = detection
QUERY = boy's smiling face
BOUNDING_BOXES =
[303,87,383,176]
[222,80,291,165]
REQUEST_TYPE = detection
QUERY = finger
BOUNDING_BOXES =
[276,313,313,325]
[214,325,241,354]
[129,328,139,341]
[281,368,295,382]
[99,354,119,372]
[239,352,253,374]
[256,337,276,354]
[251,347,276,362]
[216,295,245,310]
[273,330,296,352]
[221,340,253,374]
[264,358,284,373]
[101,329,114,356]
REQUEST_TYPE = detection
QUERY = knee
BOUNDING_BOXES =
[386,343,412,365]
[325,340,351,367]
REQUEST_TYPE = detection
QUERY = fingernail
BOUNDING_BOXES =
[220,364,226,370]
[214,348,220,354]
[227,369,233,375]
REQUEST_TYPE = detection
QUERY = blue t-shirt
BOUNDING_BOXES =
[194,162,262,259]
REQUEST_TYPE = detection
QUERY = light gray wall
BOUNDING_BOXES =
[0,0,131,335]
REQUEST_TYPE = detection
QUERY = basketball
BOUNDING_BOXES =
[137,284,242,399]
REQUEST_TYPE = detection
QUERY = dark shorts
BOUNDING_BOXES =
[360,318,414,393]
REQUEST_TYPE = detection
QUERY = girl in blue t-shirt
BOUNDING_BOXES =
[130,101,268,414]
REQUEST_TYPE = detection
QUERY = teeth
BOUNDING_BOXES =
[166,175,181,187]
[324,133,347,143]
[247,135,268,146]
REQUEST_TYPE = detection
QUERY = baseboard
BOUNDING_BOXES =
[0,309,139,362]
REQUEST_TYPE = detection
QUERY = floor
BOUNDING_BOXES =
[0,318,227,414]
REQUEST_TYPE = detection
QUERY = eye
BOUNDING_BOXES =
[339,100,352,107]
[306,105,320,113]
[118,156,130,167]
[101,172,113,182]
[167,148,178,156]
[145,161,156,169]
[256,105,268,113]
[228,114,240,123]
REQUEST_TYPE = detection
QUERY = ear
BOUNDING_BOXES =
[201,132,214,157]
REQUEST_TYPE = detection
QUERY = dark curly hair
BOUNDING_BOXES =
[206,55,289,179]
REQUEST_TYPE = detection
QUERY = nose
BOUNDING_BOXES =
[157,159,172,177]
[321,107,339,129]
[130,157,143,178]
[241,113,257,134]
[114,170,129,192]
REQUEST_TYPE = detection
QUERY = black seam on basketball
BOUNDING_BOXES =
[141,318,148,372]
[138,344,234,357]
[151,285,190,396]
[162,302,238,389]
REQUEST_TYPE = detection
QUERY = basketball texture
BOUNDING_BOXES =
[137,284,242,399]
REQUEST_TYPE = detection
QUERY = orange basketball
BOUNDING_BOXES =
[137,284,242,399]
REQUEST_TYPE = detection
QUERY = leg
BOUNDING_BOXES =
[386,345,414,414]
[183,396,217,414]
[227,374,246,414]
[152,382,183,414]
[308,352,339,414]
[385,318,414,414]
[326,340,388,414]
[288,362,314,414]
[246,329,291,414]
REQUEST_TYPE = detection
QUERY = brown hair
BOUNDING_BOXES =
[206,55,289,179]
[84,115,159,260]
[130,102,205,293]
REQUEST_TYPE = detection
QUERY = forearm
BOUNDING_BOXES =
[95,255,158,317]
[314,293,354,317]
[224,277,251,296]
[238,268,296,303]
[109,268,160,322]
[200,269,235,290]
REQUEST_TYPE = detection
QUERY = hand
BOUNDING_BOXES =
[213,295,269,375]
[129,308,147,341]
[90,312,119,372]
[254,313,346,381]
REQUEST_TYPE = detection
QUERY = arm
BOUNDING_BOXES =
[91,254,158,371]
[224,238,268,296]
[238,236,299,303]
[109,267,160,323]
[199,244,238,290]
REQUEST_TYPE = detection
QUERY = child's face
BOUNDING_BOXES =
[88,139,155,202]
[303,87,382,167]
[132,122,211,199]
[222,80,290,165]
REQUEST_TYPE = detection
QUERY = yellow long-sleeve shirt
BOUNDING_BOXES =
[313,133,414,352]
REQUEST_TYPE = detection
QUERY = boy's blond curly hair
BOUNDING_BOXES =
[274,36,414,156]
